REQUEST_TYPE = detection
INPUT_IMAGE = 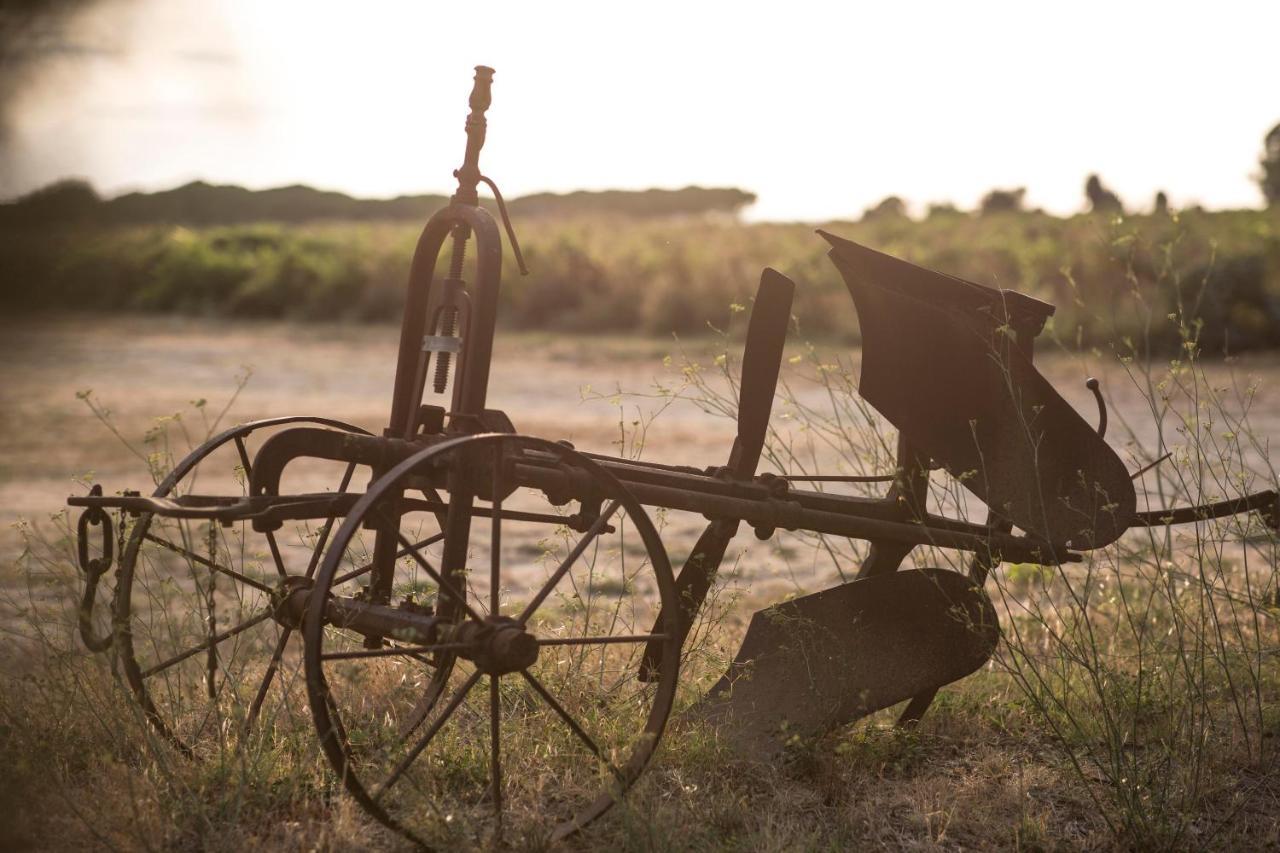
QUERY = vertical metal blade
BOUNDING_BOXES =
[638,518,737,681]
[730,268,794,479]
[640,269,795,681]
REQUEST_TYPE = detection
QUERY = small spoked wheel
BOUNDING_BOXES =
[304,433,681,848]
[113,416,381,754]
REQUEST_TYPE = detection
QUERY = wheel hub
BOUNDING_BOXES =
[454,616,539,675]
[270,575,314,629]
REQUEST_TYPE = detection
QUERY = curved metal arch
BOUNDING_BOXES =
[387,203,503,437]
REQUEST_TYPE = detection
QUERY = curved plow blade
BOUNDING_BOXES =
[687,568,999,757]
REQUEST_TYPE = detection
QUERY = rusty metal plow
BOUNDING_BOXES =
[66,68,1279,848]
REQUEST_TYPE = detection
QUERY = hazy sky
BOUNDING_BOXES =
[3,0,1277,220]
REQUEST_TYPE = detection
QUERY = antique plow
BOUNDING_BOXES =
[68,67,1279,847]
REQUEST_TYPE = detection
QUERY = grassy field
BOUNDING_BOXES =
[2,206,1279,354]
[2,312,1279,850]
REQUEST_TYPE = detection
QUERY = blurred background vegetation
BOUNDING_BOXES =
[3,124,1279,356]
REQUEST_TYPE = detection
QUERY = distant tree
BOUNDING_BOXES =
[0,178,100,225]
[926,201,963,218]
[979,187,1026,215]
[0,180,755,226]
[1085,174,1124,214]
[1260,122,1280,206]
[1154,190,1169,215]
[861,195,907,221]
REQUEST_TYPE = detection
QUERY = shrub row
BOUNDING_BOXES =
[2,209,1278,353]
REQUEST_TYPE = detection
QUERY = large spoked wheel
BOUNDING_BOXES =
[113,416,378,755]
[304,433,681,849]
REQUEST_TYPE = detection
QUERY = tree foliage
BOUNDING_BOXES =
[1085,174,1124,214]
[861,196,907,221]
[0,180,756,226]
[979,187,1026,215]
[1260,122,1280,206]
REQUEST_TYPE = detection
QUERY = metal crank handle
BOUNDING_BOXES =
[453,65,495,204]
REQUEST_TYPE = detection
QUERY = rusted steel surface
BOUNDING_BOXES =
[1131,489,1279,527]
[642,267,795,677]
[822,229,1137,549]
[692,569,1000,756]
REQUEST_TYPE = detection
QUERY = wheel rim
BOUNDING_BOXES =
[304,433,681,848]
[112,416,372,755]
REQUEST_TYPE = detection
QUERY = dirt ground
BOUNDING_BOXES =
[0,316,728,542]
[5,313,1280,584]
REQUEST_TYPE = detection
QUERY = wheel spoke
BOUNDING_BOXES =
[144,533,274,594]
[400,650,437,668]
[244,625,292,734]
[518,500,622,624]
[395,531,484,622]
[319,642,469,661]
[141,609,272,679]
[538,633,668,647]
[490,674,503,834]
[233,435,254,478]
[519,669,624,782]
[332,532,445,587]
[373,669,482,802]
[263,530,288,578]
[233,434,288,574]
[304,461,359,578]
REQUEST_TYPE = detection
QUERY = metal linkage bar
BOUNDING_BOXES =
[68,492,362,525]
[67,490,604,532]
[73,431,1079,566]
[1132,490,1279,529]
[510,458,1074,565]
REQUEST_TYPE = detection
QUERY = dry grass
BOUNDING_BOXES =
[3,308,1280,850]
[6,595,1274,852]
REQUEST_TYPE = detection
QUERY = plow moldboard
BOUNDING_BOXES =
[821,230,1136,550]
[691,568,999,756]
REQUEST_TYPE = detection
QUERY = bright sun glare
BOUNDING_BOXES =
[5,0,1279,220]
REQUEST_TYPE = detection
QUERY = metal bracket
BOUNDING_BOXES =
[422,335,462,354]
